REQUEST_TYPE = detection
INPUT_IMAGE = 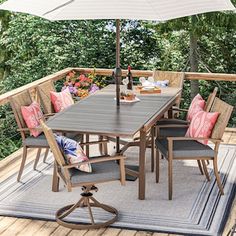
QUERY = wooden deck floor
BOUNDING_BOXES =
[0,129,235,236]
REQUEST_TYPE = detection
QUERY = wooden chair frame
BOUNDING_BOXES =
[41,120,125,190]
[155,97,233,200]
[36,80,56,116]
[40,120,126,229]
[10,90,49,182]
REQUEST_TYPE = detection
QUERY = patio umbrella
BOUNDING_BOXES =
[0,0,235,106]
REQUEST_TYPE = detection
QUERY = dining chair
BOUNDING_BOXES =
[155,87,218,172]
[36,81,108,156]
[153,70,185,118]
[156,87,218,137]
[40,120,126,229]
[156,87,218,129]
[155,97,233,200]
[122,72,184,173]
[10,90,49,182]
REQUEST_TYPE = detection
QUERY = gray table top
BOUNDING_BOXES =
[46,85,181,137]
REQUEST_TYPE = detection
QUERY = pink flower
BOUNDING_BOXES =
[79,74,87,82]
[75,82,81,87]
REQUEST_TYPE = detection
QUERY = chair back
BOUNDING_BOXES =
[10,90,33,140]
[37,81,55,114]
[153,70,184,109]
[40,121,66,167]
[204,87,218,112]
[210,97,233,140]
[153,70,184,88]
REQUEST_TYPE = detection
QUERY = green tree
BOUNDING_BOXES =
[148,7,236,98]
[0,8,10,91]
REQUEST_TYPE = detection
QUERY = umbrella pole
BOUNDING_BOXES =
[114,19,122,153]
[115,19,121,107]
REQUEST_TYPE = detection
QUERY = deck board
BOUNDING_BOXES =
[0,130,235,236]
[83,228,107,236]
[118,229,137,236]
[50,225,72,236]
[67,228,88,236]
[34,221,59,236]
[17,220,46,236]
[102,228,121,236]
[0,218,32,236]
[0,217,18,234]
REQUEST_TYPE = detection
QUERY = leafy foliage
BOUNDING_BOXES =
[0,104,21,159]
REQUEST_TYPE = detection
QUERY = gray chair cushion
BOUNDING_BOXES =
[23,133,83,148]
[156,119,188,126]
[155,138,215,158]
[69,160,121,185]
[23,134,49,147]
[159,127,188,138]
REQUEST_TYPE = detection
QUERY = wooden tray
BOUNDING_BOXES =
[139,89,161,94]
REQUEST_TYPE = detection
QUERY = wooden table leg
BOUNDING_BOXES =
[139,129,147,200]
[151,126,156,172]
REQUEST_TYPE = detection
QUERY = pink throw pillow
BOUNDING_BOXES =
[21,101,43,137]
[50,87,74,113]
[185,111,219,144]
[186,94,205,121]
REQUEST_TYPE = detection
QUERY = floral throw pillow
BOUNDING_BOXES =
[55,135,92,173]
[186,94,206,121]
[21,101,43,137]
[50,87,74,113]
[185,111,219,144]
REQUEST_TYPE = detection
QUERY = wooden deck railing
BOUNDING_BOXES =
[0,67,236,106]
[0,67,235,165]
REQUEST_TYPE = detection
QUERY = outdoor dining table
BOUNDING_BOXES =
[46,84,182,200]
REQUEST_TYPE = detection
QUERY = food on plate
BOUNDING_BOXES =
[120,91,136,101]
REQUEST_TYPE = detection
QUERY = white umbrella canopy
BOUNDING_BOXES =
[0,0,235,105]
[0,0,234,21]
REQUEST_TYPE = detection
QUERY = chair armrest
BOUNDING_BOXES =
[17,128,31,132]
[63,155,126,169]
[167,137,222,143]
[17,127,42,132]
[170,107,188,113]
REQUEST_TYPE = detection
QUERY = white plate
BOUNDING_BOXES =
[114,97,140,103]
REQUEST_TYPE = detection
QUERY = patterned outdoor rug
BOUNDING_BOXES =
[0,144,235,236]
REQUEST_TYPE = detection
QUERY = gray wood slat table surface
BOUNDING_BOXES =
[47,84,181,200]
[47,85,181,137]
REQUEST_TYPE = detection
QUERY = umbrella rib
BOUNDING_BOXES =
[43,0,75,17]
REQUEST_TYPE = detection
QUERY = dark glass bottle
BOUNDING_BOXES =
[127,65,133,90]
